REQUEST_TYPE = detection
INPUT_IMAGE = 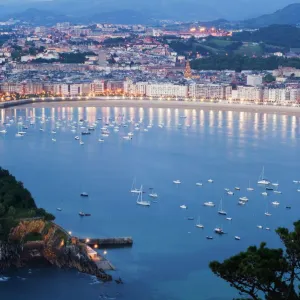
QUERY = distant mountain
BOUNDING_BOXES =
[245,3,300,27]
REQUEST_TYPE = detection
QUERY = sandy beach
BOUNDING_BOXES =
[12,99,300,116]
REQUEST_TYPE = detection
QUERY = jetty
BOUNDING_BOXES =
[79,237,133,248]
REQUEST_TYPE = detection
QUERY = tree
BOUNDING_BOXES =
[0,203,5,216]
[210,221,300,300]
[264,74,276,83]
[7,206,16,216]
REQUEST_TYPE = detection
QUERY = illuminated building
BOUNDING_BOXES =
[184,60,192,79]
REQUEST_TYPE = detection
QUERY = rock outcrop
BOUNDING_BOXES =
[0,220,112,281]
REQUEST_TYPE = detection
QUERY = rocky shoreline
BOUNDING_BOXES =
[0,220,112,281]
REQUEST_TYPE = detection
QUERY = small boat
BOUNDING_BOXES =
[238,201,246,206]
[51,130,56,134]
[297,189,300,192]
[39,128,44,131]
[173,180,181,184]
[247,180,254,191]
[224,188,230,192]
[266,187,273,191]
[128,132,134,136]
[265,212,272,216]
[115,277,123,284]
[79,212,85,216]
[136,186,151,206]
[80,141,84,145]
[81,131,91,135]
[56,208,62,211]
[123,136,131,140]
[286,206,292,209]
[218,199,227,215]
[226,217,232,221]
[234,187,240,191]
[52,138,56,142]
[206,236,213,240]
[261,192,268,196]
[196,182,203,186]
[144,129,148,132]
[272,201,280,206]
[257,167,270,185]
[88,127,95,131]
[203,201,215,207]
[293,180,299,184]
[239,196,248,202]
[180,205,187,209]
[149,189,158,198]
[80,192,89,197]
[187,217,194,220]
[0,129,7,134]
[98,139,104,142]
[75,136,80,140]
[195,217,204,228]
[266,227,271,231]
[272,182,279,187]
[257,225,263,229]
[130,178,141,194]
[207,179,213,183]
[214,227,225,234]
[15,133,23,137]
[227,191,234,196]
[273,190,282,194]
[234,236,241,240]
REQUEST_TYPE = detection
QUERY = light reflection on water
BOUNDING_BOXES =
[0,106,300,300]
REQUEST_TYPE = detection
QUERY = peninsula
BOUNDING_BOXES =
[0,167,111,281]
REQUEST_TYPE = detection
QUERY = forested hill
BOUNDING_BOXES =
[0,167,54,241]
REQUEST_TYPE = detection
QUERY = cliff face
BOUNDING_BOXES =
[0,220,111,281]
[0,241,22,269]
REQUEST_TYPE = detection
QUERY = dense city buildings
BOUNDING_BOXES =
[0,21,300,104]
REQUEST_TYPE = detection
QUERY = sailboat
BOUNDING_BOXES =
[149,188,158,198]
[247,181,254,191]
[257,167,270,185]
[79,134,84,145]
[195,217,204,228]
[264,203,272,216]
[136,186,150,206]
[131,178,141,194]
[218,199,227,215]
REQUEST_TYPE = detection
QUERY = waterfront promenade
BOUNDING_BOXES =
[2,96,300,115]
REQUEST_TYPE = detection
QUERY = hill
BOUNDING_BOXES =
[0,167,54,240]
[232,25,300,48]
[245,3,300,27]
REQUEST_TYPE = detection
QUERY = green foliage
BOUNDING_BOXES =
[24,232,43,242]
[191,55,300,71]
[0,167,55,241]
[232,25,300,48]
[210,221,300,299]
[264,74,276,83]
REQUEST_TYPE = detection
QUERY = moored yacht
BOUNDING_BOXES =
[173,180,181,184]
[203,201,215,207]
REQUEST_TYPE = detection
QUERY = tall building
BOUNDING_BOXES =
[184,60,192,79]
[234,86,263,102]
[146,83,188,98]
[189,84,232,100]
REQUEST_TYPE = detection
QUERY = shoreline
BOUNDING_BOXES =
[2,98,300,116]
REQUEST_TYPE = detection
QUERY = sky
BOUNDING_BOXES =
[0,0,299,20]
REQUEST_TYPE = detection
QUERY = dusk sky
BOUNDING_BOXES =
[0,0,299,19]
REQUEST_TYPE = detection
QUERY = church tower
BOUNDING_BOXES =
[184,60,192,79]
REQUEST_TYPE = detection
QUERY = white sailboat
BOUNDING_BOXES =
[218,199,227,215]
[203,201,215,207]
[131,178,141,194]
[247,181,254,191]
[239,196,249,202]
[173,179,181,184]
[195,217,204,228]
[149,188,158,198]
[136,186,150,206]
[257,167,270,185]
[264,203,271,216]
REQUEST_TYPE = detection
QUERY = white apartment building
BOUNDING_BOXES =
[189,84,232,100]
[234,86,264,102]
[146,83,188,98]
[124,80,147,95]
[264,88,300,103]
[92,80,105,94]
[246,75,263,87]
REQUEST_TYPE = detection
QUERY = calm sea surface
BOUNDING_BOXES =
[0,105,300,300]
